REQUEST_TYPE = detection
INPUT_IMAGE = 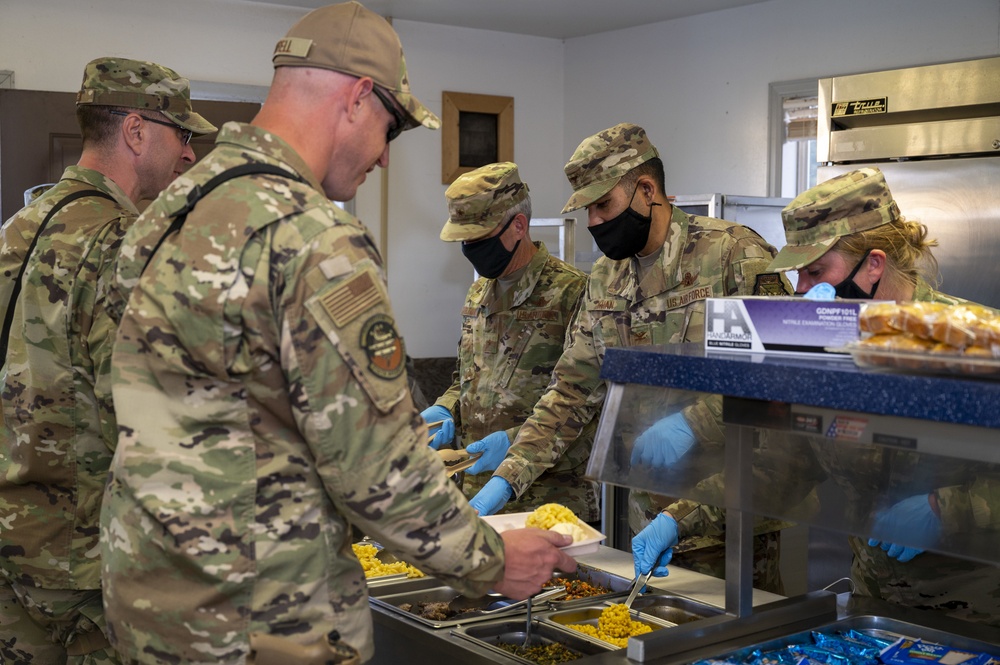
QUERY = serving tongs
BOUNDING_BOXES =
[447,585,566,616]
[623,569,652,617]
[437,448,482,475]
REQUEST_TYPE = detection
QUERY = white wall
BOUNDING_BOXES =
[368,20,566,358]
[3,0,1000,357]
[0,0,567,358]
[562,0,1000,200]
[0,0,300,90]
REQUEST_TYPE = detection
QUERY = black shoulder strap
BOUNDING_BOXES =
[1,188,116,361]
[141,163,308,277]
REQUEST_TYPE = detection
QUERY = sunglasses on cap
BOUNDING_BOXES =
[371,86,405,143]
[109,109,194,145]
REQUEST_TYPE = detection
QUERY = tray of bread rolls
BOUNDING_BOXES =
[835,302,1000,377]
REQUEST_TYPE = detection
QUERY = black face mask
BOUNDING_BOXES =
[588,184,660,261]
[832,249,880,299]
[462,214,521,279]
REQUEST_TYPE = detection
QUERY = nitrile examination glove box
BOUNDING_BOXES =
[704,297,868,355]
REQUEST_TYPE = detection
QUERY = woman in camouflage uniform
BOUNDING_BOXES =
[764,167,1000,628]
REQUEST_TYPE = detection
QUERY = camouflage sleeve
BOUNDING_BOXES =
[287,224,504,594]
[936,476,1000,533]
[496,294,605,497]
[724,231,792,297]
[0,213,31,336]
[682,395,725,447]
[82,216,130,450]
[432,372,461,423]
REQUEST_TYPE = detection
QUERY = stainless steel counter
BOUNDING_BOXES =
[368,544,998,664]
[368,545,783,665]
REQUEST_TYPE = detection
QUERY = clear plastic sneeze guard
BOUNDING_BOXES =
[588,382,1000,565]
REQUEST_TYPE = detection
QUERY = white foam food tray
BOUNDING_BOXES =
[480,512,605,556]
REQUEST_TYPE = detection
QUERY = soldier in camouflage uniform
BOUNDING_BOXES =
[469,123,793,593]
[100,5,575,664]
[767,167,1000,628]
[421,163,598,521]
[0,58,214,663]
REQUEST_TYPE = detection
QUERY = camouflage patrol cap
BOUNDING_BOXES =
[273,1,440,133]
[75,57,216,135]
[440,162,529,242]
[561,122,659,213]
[767,167,901,272]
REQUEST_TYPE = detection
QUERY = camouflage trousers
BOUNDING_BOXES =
[671,532,785,596]
[0,577,120,664]
[850,536,1000,628]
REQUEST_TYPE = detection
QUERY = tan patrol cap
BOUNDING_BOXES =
[76,57,216,135]
[273,1,440,133]
[440,162,529,242]
[561,122,658,213]
[767,167,901,272]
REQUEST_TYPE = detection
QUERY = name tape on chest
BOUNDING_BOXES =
[664,285,713,310]
[515,310,559,322]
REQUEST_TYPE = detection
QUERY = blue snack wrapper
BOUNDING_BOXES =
[879,638,993,665]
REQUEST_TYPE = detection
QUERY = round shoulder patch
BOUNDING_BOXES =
[359,313,405,380]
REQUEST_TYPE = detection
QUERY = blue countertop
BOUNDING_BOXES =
[601,344,1000,429]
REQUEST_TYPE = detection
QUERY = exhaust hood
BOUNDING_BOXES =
[818,56,1000,164]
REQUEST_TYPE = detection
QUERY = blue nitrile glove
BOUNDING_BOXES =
[632,513,678,578]
[867,494,941,563]
[802,282,836,300]
[421,405,455,450]
[469,476,513,516]
[630,412,697,468]
[465,431,511,475]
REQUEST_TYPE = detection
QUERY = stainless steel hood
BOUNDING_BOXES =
[818,56,1000,164]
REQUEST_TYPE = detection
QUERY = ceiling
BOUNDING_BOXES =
[254,0,774,39]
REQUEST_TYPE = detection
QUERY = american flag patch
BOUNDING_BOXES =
[319,271,380,328]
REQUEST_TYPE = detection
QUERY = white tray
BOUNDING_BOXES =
[480,512,606,556]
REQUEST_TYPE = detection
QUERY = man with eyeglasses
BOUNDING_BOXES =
[421,162,599,524]
[0,56,214,664]
[100,3,575,663]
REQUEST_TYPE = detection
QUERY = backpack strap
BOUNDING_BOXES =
[141,163,308,277]
[1,188,116,361]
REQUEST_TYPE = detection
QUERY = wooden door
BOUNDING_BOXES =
[0,90,260,221]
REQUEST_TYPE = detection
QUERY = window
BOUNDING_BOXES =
[768,80,819,198]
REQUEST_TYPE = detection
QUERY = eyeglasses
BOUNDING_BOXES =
[108,109,194,145]
[371,86,405,143]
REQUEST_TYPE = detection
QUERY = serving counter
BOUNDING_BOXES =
[369,546,783,665]
[369,343,999,664]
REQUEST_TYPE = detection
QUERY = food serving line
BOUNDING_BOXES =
[365,338,1000,664]
[366,545,783,665]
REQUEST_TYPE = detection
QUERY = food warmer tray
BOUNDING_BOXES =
[545,563,634,610]
[451,618,613,663]
[370,578,529,629]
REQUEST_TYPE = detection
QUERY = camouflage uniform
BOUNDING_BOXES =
[769,168,1000,628]
[0,167,130,665]
[444,245,598,520]
[0,57,213,664]
[102,121,506,664]
[497,123,792,593]
[435,163,597,520]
